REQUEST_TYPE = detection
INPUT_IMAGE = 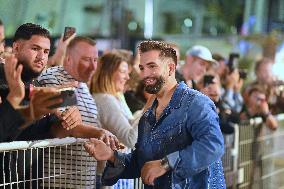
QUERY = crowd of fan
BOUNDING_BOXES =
[0,19,284,188]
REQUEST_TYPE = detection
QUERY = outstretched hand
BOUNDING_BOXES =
[56,106,82,130]
[30,87,62,120]
[95,128,121,150]
[84,138,115,161]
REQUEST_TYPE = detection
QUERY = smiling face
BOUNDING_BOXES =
[139,50,170,94]
[112,61,130,92]
[185,56,209,81]
[13,35,50,78]
[66,41,98,83]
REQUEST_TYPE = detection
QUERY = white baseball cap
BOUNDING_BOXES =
[186,45,218,66]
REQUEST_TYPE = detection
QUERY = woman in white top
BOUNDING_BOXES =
[92,52,138,149]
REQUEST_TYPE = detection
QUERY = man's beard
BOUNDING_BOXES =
[19,60,42,81]
[143,76,165,94]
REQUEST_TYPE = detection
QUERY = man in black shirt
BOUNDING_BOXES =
[0,23,118,142]
[0,23,118,188]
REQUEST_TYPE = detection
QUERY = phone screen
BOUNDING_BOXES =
[63,27,76,41]
[48,87,77,109]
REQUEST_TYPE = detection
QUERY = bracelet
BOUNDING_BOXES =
[160,157,171,171]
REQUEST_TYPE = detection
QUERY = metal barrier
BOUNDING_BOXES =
[222,124,239,188]
[0,138,97,189]
[1,114,284,189]
[236,114,284,189]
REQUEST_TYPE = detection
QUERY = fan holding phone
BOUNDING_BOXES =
[47,26,76,66]
[198,73,237,134]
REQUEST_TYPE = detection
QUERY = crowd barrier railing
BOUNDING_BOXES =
[1,114,284,189]
[0,137,97,189]
[235,114,284,189]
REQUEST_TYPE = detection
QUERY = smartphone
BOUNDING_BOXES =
[227,53,240,73]
[239,69,247,79]
[63,27,76,41]
[49,87,77,109]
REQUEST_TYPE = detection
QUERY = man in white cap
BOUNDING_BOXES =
[182,45,217,89]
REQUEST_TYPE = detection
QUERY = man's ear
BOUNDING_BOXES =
[12,42,20,54]
[168,62,176,76]
[64,54,73,68]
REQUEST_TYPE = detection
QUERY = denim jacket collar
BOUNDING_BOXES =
[150,81,188,112]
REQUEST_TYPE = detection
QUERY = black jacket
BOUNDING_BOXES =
[0,64,57,142]
[0,100,25,142]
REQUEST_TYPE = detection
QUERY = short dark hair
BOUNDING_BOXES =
[0,19,3,26]
[138,40,177,65]
[67,36,96,51]
[14,23,51,42]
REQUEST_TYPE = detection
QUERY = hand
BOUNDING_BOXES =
[259,101,270,115]
[4,54,25,108]
[96,128,120,150]
[225,69,239,90]
[48,33,76,66]
[56,106,82,130]
[141,160,167,186]
[57,33,76,52]
[30,87,63,120]
[84,138,114,161]
[234,78,243,92]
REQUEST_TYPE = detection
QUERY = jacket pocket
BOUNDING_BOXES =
[151,121,183,142]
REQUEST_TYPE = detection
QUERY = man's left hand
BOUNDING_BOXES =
[141,160,168,186]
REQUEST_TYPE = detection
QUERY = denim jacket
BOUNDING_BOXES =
[102,82,226,189]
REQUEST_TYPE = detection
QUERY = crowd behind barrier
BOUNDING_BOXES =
[0,114,284,189]
[223,113,284,189]
[0,19,283,189]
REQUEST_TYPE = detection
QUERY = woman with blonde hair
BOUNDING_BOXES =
[92,52,137,188]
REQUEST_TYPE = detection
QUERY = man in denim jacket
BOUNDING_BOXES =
[84,40,226,189]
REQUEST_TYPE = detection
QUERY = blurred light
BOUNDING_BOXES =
[210,27,217,36]
[144,0,153,39]
[230,26,237,35]
[273,43,284,80]
[128,21,137,31]
[181,25,189,34]
[184,18,192,27]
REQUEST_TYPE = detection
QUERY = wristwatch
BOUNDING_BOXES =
[160,157,171,171]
